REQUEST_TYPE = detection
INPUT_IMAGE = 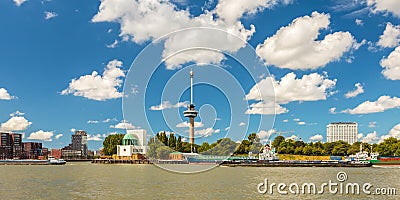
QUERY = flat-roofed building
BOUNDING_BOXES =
[326,122,358,144]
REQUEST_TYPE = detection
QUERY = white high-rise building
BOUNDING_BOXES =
[326,122,358,144]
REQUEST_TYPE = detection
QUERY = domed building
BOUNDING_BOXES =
[117,129,148,158]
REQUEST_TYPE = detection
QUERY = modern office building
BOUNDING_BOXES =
[22,142,43,159]
[0,132,23,159]
[326,122,358,144]
[61,130,88,159]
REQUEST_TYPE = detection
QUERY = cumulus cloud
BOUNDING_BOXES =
[239,122,246,126]
[110,120,136,129]
[285,135,299,141]
[150,101,188,110]
[345,82,364,98]
[359,131,379,143]
[195,127,217,137]
[55,134,63,140]
[215,0,292,24]
[309,134,323,141]
[377,22,400,48]
[342,96,400,114]
[91,0,291,69]
[1,116,32,131]
[61,59,125,101]
[329,107,337,114]
[293,118,300,122]
[367,0,400,17]
[256,12,357,70]
[13,0,27,6]
[283,119,289,122]
[28,130,53,141]
[176,121,204,128]
[257,129,276,142]
[44,11,58,20]
[246,72,336,115]
[381,46,400,80]
[87,120,99,124]
[383,124,400,140]
[87,134,102,141]
[297,121,306,125]
[106,40,119,48]
[0,88,15,100]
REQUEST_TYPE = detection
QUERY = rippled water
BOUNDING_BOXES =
[1,162,399,199]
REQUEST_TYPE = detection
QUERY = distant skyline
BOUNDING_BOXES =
[1,0,400,150]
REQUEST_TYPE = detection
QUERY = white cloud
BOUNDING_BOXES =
[283,119,289,122]
[87,134,102,141]
[44,11,58,20]
[359,131,379,143]
[246,72,336,115]
[87,120,99,124]
[345,82,364,98]
[215,0,293,24]
[28,130,53,141]
[367,0,400,18]
[285,135,299,141]
[329,107,337,114]
[10,111,25,117]
[247,72,337,104]
[382,124,400,140]
[225,127,230,131]
[257,129,275,142]
[358,133,364,140]
[106,40,119,48]
[13,0,27,6]
[381,46,400,80]
[368,121,377,128]
[245,101,289,115]
[309,134,323,141]
[91,0,291,69]
[297,121,306,125]
[61,59,125,101]
[176,121,204,128]
[239,122,246,126]
[55,134,63,140]
[102,118,117,123]
[70,128,76,133]
[377,22,400,48]
[110,120,136,130]
[150,101,188,110]
[342,96,400,114]
[195,128,216,137]
[0,88,15,100]
[355,19,363,26]
[1,116,32,131]
[293,118,300,122]
[256,12,357,70]
[214,129,220,133]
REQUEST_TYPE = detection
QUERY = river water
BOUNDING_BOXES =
[1,162,399,199]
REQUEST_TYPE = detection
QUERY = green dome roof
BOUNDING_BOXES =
[122,133,139,145]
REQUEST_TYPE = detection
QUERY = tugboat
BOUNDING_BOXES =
[48,156,67,165]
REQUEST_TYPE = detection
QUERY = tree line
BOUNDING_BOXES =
[102,132,400,157]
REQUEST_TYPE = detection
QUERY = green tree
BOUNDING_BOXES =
[198,142,210,153]
[272,136,285,149]
[102,134,125,155]
[176,136,183,151]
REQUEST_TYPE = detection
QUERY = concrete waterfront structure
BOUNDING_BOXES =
[183,70,198,145]
[326,122,358,144]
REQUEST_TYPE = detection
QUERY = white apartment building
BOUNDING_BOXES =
[326,122,358,144]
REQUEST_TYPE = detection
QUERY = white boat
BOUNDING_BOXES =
[48,156,67,165]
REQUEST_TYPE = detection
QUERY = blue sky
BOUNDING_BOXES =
[1,0,400,150]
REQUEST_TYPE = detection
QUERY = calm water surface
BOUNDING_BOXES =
[1,162,399,199]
